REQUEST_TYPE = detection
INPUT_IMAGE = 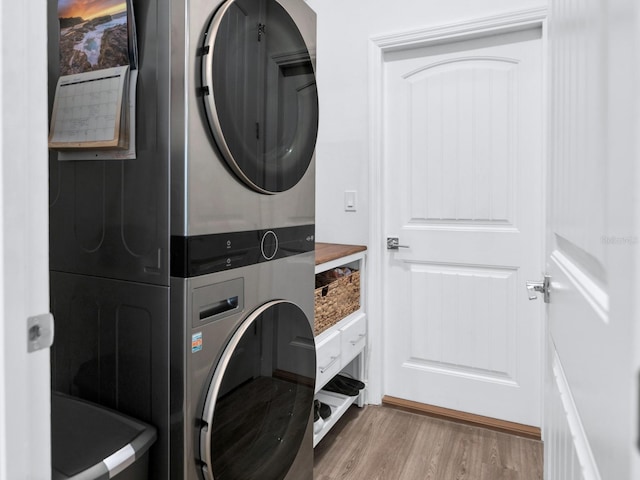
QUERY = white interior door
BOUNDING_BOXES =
[544,0,640,478]
[382,27,544,427]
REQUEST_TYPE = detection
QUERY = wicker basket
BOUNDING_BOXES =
[314,270,360,336]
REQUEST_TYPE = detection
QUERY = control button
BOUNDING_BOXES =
[261,231,278,260]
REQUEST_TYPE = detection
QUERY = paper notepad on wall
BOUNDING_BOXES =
[48,65,130,150]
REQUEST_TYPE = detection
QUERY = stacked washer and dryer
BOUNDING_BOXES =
[169,0,319,478]
[49,0,318,479]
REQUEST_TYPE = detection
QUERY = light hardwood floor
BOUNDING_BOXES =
[313,405,543,480]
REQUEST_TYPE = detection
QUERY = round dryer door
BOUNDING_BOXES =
[201,0,319,194]
[199,300,316,480]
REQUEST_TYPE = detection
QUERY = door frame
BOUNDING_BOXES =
[0,0,51,477]
[366,7,548,406]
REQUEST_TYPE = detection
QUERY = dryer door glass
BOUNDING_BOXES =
[202,0,318,194]
[200,301,316,480]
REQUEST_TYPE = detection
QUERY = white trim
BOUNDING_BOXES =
[370,7,548,51]
[551,346,602,480]
[539,11,549,439]
[0,0,51,477]
[367,7,548,407]
[367,32,385,404]
[550,250,609,323]
[0,49,5,480]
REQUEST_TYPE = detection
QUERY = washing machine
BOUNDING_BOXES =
[170,0,318,241]
[170,244,316,479]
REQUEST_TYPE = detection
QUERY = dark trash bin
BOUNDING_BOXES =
[51,392,157,480]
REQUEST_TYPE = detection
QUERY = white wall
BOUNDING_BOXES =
[306,0,546,245]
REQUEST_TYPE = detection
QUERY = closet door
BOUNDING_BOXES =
[382,27,544,426]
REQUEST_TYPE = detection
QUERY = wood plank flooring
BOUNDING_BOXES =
[313,405,543,480]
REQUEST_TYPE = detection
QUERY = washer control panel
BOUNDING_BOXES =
[171,224,314,278]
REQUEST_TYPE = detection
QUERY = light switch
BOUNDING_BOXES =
[344,190,357,212]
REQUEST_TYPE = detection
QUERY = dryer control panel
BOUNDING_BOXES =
[170,224,314,278]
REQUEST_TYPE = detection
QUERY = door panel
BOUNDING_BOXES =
[407,264,517,380]
[382,27,543,426]
[410,58,516,224]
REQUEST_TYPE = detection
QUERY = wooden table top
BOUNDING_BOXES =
[315,242,367,265]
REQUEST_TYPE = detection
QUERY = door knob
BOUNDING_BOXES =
[387,237,409,250]
[526,275,551,303]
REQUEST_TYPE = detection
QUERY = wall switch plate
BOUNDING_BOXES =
[344,190,357,212]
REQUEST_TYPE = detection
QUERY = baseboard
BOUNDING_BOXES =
[382,395,541,441]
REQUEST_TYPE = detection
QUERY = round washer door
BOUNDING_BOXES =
[199,300,316,480]
[202,0,319,194]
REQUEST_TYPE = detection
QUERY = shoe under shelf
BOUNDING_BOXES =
[313,389,361,447]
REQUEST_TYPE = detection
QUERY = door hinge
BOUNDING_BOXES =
[257,23,266,41]
[27,313,54,353]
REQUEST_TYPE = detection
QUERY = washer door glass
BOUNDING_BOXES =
[200,301,316,480]
[202,0,318,194]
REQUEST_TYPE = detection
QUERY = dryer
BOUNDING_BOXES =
[170,0,318,239]
[170,249,316,479]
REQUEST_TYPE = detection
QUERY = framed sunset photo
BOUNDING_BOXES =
[57,0,130,75]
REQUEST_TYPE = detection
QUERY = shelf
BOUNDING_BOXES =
[313,390,360,447]
[313,242,367,448]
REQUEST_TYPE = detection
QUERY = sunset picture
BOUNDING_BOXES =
[58,0,130,75]
[58,0,125,22]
